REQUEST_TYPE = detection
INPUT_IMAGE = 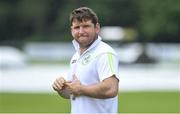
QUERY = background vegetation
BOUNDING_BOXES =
[0,0,180,45]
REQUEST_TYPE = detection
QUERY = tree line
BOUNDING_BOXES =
[0,0,180,44]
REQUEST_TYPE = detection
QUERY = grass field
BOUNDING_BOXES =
[0,92,179,113]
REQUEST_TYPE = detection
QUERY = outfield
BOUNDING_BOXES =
[1,64,179,113]
[0,92,179,113]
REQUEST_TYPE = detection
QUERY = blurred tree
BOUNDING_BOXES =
[138,0,180,42]
[0,0,179,43]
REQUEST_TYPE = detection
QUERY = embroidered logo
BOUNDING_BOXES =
[82,53,91,65]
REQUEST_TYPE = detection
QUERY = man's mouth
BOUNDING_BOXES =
[79,36,88,39]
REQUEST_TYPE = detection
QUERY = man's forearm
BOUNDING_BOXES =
[79,77,119,99]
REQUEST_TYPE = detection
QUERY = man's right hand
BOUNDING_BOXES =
[52,77,66,91]
[52,77,73,99]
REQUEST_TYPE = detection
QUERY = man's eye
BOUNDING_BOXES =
[84,25,90,28]
[74,26,79,29]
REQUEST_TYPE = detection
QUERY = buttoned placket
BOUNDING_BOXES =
[71,51,89,100]
[72,50,89,76]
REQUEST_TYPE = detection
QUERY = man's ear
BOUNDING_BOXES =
[70,26,73,31]
[70,26,74,37]
[95,23,100,33]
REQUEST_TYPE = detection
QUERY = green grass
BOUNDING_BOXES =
[0,93,70,113]
[118,91,180,113]
[0,92,179,113]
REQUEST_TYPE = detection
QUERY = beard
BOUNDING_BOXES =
[76,34,98,48]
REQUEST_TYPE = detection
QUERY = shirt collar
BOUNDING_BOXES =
[72,35,102,54]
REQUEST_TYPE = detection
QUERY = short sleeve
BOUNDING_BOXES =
[96,53,119,82]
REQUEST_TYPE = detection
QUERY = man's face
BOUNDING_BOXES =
[71,19,100,48]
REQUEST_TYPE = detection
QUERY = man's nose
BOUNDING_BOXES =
[79,27,85,33]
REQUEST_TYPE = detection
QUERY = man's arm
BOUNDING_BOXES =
[66,75,119,99]
[81,75,119,99]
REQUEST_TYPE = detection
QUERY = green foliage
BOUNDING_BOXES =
[0,0,180,43]
[0,92,179,113]
[138,0,180,42]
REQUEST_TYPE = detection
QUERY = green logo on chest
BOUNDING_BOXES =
[82,53,92,65]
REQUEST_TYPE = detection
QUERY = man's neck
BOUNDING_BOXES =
[79,39,96,55]
[79,47,87,55]
[79,35,98,55]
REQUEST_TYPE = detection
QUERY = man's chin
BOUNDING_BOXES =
[78,37,88,42]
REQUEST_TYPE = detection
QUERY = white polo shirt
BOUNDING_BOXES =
[67,36,119,113]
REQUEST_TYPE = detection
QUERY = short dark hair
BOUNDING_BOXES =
[69,7,99,26]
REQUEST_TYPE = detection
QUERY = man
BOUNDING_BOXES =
[52,7,119,113]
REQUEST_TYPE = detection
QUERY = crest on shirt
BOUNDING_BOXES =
[82,53,91,65]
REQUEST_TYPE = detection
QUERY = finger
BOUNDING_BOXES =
[56,78,66,87]
[58,77,66,83]
[56,79,63,87]
[54,81,63,90]
[52,83,59,91]
[64,82,72,88]
[65,80,72,83]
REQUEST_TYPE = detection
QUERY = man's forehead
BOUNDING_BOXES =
[72,19,92,25]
